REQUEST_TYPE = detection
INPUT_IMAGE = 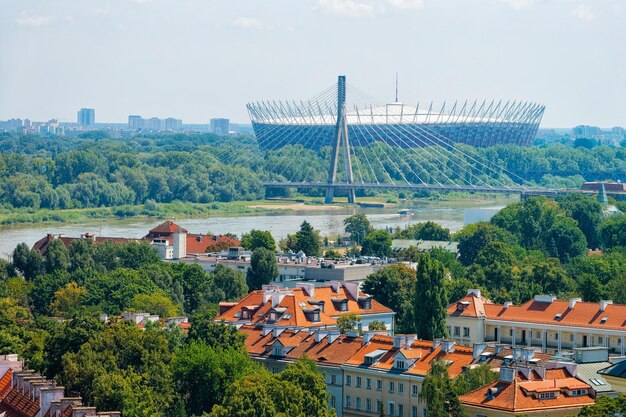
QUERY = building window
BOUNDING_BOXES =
[346,395,351,408]
[355,397,361,410]
[454,326,460,336]
[463,327,470,337]
[412,406,418,417]
[598,336,604,345]
[271,367,278,374]
[388,381,395,393]
[536,331,541,339]
[331,374,336,385]
[366,378,372,390]
[356,376,362,388]
[388,402,395,416]
[377,401,382,414]
[555,333,559,340]
[570,334,574,342]
[447,326,451,336]
[345,375,351,386]
[509,329,513,337]
[377,379,383,391]
[398,383,404,394]
[366,398,372,411]
[571,389,587,396]
[398,404,404,417]
[412,384,418,396]
[539,392,556,399]
[395,359,406,369]
[330,396,336,408]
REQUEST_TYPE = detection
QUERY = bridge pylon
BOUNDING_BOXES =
[325,75,356,204]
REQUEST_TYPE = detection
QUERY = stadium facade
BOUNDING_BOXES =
[247,99,545,150]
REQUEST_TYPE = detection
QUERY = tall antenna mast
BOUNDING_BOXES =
[395,72,399,103]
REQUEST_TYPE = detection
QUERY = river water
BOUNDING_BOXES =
[0,199,513,257]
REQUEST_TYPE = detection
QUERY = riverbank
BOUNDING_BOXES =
[0,192,514,227]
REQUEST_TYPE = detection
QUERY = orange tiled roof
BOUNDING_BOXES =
[148,220,188,235]
[32,235,141,255]
[217,285,392,328]
[0,369,12,400]
[449,293,626,332]
[459,368,595,413]
[1,387,40,417]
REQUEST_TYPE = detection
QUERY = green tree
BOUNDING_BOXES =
[241,229,276,251]
[362,264,415,333]
[600,214,626,248]
[361,230,392,258]
[557,193,603,249]
[577,273,605,302]
[455,222,514,266]
[421,360,466,417]
[49,281,87,317]
[336,313,361,334]
[294,221,321,256]
[12,242,44,280]
[324,249,342,258]
[209,264,248,302]
[343,214,373,244]
[44,238,70,273]
[130,292,180,318]
[173,340,259,416]
[188,313,247,350]
[395,221,451,241]
[246,248,279,290]
[579,395,626,416]
[452,364,498,395]
[367,320,387,331]
[414,253,448,340]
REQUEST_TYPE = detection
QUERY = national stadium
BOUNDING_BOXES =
[246,80,545,151]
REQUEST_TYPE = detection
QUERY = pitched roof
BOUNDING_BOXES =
[0,369,12,400]
[148,220,188,235]
[599,359,626,379]
[32,235,141,255]
[217,285,392,328]
[459,368,595,413]
[449,294,626,332]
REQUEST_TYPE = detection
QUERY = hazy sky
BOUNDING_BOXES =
[1,0,624,127]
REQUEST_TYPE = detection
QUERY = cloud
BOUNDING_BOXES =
[387,0,424,9]
[571,4,593,20]
[499,0,540,10]
[16,10,56,27]
[95,2,112,15]
[316,0,378,18]
[233,17,267,30]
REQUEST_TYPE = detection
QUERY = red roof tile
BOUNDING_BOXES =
[0,369,12,400]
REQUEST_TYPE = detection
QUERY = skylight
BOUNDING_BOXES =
[600,317,608,324]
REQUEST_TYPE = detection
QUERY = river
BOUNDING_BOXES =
[0,198,513,257]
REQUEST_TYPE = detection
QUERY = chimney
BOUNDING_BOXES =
[473,343,488,360]
[600,300,613,311]
[404,335,417,349]
[272,292,286,308]
[314,331,329,343]
[441,340,455,353]
[467,288,481,298]
[503,301,513,309]
[329,281,341,293]
[512,348,523,362]
[347,331,359,338]
[72,407,98,417]
[393,336,405,349]
[494,344,506,355]
[173,231,187,259]
[433,339,442,350]
[263,290,273,304]
[272,327,286,338]
[534,294,556,303]
[40,385,65,414]
[522,348,535,362]
[262,325,273,337]
[296,283,315,298]
[499,366,515,383]
[569,298,582,309]
[327,331,341,344]
[362,332,376,345]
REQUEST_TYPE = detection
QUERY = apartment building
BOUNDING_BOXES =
[239,324,480,417]
[217,282,395,333]
[447,290,626,356]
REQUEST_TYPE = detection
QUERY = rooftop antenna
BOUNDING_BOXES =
[395,72,399,103]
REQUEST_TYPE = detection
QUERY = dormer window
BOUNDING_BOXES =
[272,346,284,357]
[340,301,348,312]
[234,311,242,318]
[241,310,249,319]
[395,359,405,370]
[539,392,556,399]
[571,389,587,396]
[600,317,608,324]
[553,313,562,321]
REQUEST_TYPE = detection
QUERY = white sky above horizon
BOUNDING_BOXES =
[0,0,624,128]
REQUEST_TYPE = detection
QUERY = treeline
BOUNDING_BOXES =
[1,131,626,210]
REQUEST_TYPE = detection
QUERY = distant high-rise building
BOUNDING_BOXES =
[128,115,143,130]
[77,108,95,127]
[210,118,230,135]
[165,118,183,131]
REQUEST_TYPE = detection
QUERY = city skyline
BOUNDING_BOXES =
[1,0,624,127]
